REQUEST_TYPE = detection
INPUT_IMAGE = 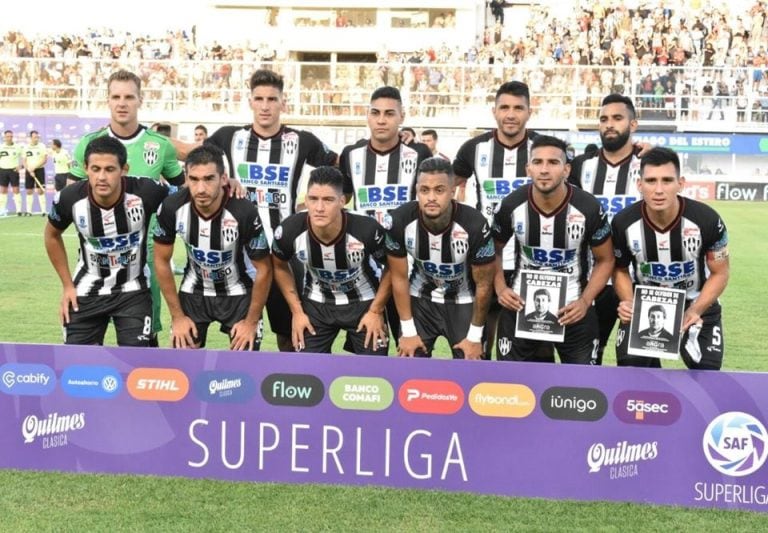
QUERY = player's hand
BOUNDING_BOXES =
[617,299,633,323]
[496,286,523,311]
[399,129,415,145]
[398,334,427,357]
[170,315,198,349]
[356,309,387,350]
[229,319,259,351]
[558,297,589,326]
[682,309,703,332]
[292,311,315,351]
[59,286,79,325]
[634,141,653,157]
[453,339,483,360]
[228,178,246,199]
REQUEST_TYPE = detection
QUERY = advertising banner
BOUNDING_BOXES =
[2,343,768,512]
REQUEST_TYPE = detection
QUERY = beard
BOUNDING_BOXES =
[600,128,631,152]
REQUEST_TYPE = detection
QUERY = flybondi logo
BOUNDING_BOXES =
[540,386,607,422]
[0,363,56,396]
[261,373,324,407]
[193,371,255,403]
[703,412,768,477]
[468,383,536,418]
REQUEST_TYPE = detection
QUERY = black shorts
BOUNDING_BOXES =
[616,302,724,370]
[593,284,619,365]
[301,299,388,355]
[179,292,262,350]
[54,173,69,192]
[25,168,45,190]
[265,257,304,338]
[64,290,152,346]
[411,297,482,359]
[496,306,600,364]
[0,168,19,188]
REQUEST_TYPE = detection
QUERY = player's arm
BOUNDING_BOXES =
[68,138,87,184]
[493,239,523,311]
[389,254,427,356]
[453,260,495,360]
[169,138,199,161]
[230,254,272,350]
[272,255,314,351]
[613,266,634,323]
[153,240,198,348]
[43,222,77,325]
[560,237,615,326]
[357,266,391,350]
[683,249,730,331]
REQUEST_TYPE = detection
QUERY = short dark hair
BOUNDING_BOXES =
[640,147,681,177]
[194,124,208,135]
[249,69,283,92]
[30,130,39,136]
[401,126,416,137]
[601,93,636,120]
[85,136,127,168]
[107,69,142,92]
[3,130,11,135]
[533,288,550,300]
[152,123,172,137]
[530,135,569,160]
[186,145,225,175]
[421,129,438,139]
[52,139,62,148]
[308,166,345,195]
[495,81,530,106]
[418,156,454,179]
[647,304,666,317]
[370,86,402,103]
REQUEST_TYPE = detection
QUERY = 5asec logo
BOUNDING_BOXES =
[703,411,768,477]
[0,363,56,396]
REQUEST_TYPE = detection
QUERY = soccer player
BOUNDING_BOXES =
[44,136,169,346]
[613,147,730,370]
[569,93,642,364]
[68,69,186,347]
[206,69,338,352]
[193,125,208,143]
[22,130,47,216]
[386,157,496,359]
[0,130,22,216]
[50,139,72,192]
[271,166,390,355]
[492,135,614,364]
[421,129,450,160]
[153,145,272,350]
[339,86,433,225]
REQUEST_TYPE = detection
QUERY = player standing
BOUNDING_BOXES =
[44,136,169,346]
[22,130,47,216]
[153,145,272,350]
[0,130,22,216]
[612,147,730,369]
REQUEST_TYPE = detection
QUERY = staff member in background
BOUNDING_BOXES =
[0,130,22,216]
[23,130,47,216]
[50,139,72,192]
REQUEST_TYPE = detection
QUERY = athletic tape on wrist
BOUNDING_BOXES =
[400,318,417,337]
[467,323,484,343]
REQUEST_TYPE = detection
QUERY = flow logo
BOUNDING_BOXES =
[0,363,56,396]
[261,373,324,407]
[61,365,122,399]
[703,412,768,477]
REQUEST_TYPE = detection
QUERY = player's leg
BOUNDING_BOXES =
[410,297,440,357]
[680,303,724,370]
[342,301,389,356]
[10,172,21,215]
[496,308,556,362]
[299,299,338,354]
[146,214,163,346]
[215,294,263,351]
[615,321,662,368]
[177,292,215,348]
[63,295,111,345]
[593,285,619,365]
[34,168,46,215]
[0,171,10,215]
[265,283,296,352]
[442,302,483,359]
[24,173,36,216]
[54,173,68,193]
[112,290,154,347]
[555,306,600,365]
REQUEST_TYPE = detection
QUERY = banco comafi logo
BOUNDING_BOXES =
[703,412,768,477]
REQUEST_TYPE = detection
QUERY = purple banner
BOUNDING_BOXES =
[2,343,767,511]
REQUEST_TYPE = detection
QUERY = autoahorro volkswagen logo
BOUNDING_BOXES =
[703,411,768,477]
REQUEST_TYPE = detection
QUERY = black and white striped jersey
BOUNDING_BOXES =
[569,147,642,221]
[339,139,432,225]
[611,197,729,301]
[206,125,337,240]
[272,211,387,304]
[154,189,269,297]
[385,201,495,304]
[48,177,168,296]
[492,184,611,304]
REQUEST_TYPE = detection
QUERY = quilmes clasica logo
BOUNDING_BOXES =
[61,365,122,399]
[703,412,768,477]
[0,363,56,396]
[194,371,256,403]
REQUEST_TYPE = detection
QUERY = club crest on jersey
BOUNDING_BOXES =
[222,226,239,245]
[400,155,417,176]
[683,228,701,254]
[451,239,469,256]
[282,132,298,156]
[347,249,365,264]
[567,222,585,241]
[126,205,144,224]
[143,141,160,166]
[498,337,511,357]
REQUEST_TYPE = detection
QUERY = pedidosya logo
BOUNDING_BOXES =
[0,363,56,396]
[61,365,122,399]
[262,373,324,407]
[703,412,768,477]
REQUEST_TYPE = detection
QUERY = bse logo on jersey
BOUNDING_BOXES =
[189,246,233,269]
[143,141,160,166]
[357,185,409,210]
[314,267,360,285]
[482,178,531,200]
[418,260,465,280]
[87,231,141,253]
[596,195,639,216]
[639,261,695,282]
[521,246,577,268]
[236,163,290,188]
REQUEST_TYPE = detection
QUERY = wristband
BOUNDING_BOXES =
[400,318,418,337]
[466,323,484,343]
